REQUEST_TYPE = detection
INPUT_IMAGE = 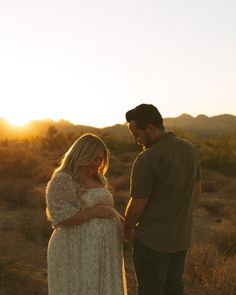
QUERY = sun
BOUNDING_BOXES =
[5,116,31,127]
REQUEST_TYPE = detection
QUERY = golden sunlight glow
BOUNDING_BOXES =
[5,116,31,127]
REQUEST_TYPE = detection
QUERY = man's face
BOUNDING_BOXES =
[128,121,152,149]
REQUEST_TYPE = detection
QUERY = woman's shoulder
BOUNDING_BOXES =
[47,172,74,190]
[54,171,72,180]
[53,171,73,182]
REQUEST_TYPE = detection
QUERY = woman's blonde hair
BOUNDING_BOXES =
[52,133,109,187]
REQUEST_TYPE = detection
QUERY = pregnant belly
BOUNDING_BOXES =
[84,217,122,243]
[49,216,122,248]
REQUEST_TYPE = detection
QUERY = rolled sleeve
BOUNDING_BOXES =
[130,154,154,199]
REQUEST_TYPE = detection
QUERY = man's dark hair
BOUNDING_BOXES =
[126,103,164,130]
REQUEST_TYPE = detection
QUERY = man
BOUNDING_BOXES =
[124,104,201,295]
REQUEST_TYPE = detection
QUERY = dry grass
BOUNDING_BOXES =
[0,179,35,209]
[15,207,51,243]
[0,209,48,295]
[185,169,236,295]
[1,146,236,294]
[185,243,219,289]
[211,223,236,255]
[0,262,47,295]
[201,170,229,193]
[198,197,226,219]
[210,255,236,295]
[186,243,236,295]
[0,180,47,210]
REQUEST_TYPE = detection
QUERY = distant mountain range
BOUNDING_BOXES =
[0,114,236,139]
[164,113,236,137]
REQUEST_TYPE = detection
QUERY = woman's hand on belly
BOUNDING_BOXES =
[91,203,117,220]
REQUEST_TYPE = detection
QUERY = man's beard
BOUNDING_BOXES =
[143,132,153,149]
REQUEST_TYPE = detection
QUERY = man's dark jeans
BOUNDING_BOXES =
[133,239,187,295]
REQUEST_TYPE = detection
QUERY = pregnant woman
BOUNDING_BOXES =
[46,134,127,295]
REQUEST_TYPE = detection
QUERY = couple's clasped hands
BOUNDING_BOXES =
[54,201,134,241]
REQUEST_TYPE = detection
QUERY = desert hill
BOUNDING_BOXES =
[103,114,236,138]
[0,113,236,139]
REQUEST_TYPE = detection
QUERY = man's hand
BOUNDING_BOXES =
[124,228,134,241]
[124,197,148,241]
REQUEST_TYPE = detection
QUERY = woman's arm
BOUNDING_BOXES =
[55,203,116,227]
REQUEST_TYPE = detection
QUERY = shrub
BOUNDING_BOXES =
[199,198,225,219]
[201,171,228,193]
[210,255,236,295]
[186,243,219,287]
[0,179,35,209]
[186,243,236,295]
[198,137,236,176]
[111,175,130,192]
[40,125,68,152]
[212,224,236,256]
[109,161,130,177]
[100,134,139,153]
[0,146,40,179]
[16,207,51,242]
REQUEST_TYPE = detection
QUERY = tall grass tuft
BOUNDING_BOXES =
[211,224,236,256]
[186,243,236,295]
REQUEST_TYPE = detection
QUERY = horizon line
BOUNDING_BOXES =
[0,112,236,129]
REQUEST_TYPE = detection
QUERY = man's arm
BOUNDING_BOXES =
[124,198,148,241]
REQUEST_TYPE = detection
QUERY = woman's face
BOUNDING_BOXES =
[82,148,105,176]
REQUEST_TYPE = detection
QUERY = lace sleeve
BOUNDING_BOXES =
[46,172,80,226]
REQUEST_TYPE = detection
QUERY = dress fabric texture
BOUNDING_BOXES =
[46,172,127,295]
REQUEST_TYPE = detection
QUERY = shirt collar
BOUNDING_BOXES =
[152,131,176,146]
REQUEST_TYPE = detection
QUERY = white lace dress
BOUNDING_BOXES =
[46,172,127,295]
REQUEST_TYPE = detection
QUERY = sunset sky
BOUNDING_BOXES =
[0,0,236,127]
